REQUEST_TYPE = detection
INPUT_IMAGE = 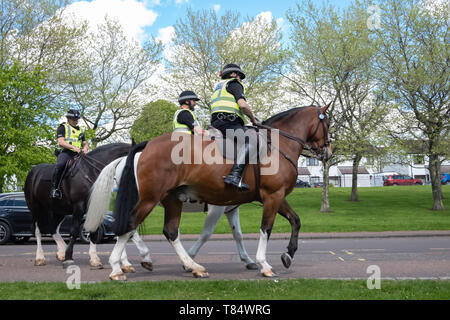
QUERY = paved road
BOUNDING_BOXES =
[1,235,450,282]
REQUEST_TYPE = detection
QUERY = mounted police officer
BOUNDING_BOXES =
[173,91,207,136]
[50,109,88,199]
[210,64,259,191]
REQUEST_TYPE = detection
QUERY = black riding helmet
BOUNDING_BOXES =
[65,109,81,120]
[178,91,200,105]
[220,63,246,80]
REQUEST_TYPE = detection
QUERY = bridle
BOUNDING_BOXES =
[255,106,331,173]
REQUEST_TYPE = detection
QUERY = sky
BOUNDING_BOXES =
[65,0,352,45]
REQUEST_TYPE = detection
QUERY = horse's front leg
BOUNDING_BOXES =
[162,194,208,278]
[63,208,83,267]
[225,206,258,270]
[256,193,283,277]
[187,204,225,261]
[88,241,103,268]
[277,199,301,269]
[131,231,153,271]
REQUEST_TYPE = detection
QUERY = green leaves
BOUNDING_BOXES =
[129,100,179,143]
[0,62,58,191]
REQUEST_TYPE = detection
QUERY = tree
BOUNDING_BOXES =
[286,0,389,209]
[162,8,287,121]
[0,63,57,192]
[376,0,449,210]
[63,16,162,147]
[130,100,179,143]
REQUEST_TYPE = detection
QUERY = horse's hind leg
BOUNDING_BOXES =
[34,222,46,266]
[162,193,208,278]
[109,231,134,281]
[277,199,301,269]
[225,206,258,270]
[89,241,103,268]
[52,217,66,262]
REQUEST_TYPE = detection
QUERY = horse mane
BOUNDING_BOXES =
[87,143,131,157]
[262,106,315,126]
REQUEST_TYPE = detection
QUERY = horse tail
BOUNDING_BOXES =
[113,141,148,236]
[84,156,126,232]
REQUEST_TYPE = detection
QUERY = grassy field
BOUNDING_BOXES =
[138,185,450,234]
[1,279,449,300]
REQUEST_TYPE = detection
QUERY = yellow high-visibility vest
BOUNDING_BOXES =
[172,109,197,134]
[210,79,246,123]
[57,123,83,150]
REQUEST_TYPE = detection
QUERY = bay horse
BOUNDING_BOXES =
[87,105,331,279]
[84,145,257,276]
[24,143,133,267]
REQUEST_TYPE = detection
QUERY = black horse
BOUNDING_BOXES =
[24,143,132,267]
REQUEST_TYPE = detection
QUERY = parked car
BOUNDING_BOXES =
[0,192,116,245]
[383,175,423,186]
[295,179,311,188]
[312,182,324,188]
[442,173,450,185]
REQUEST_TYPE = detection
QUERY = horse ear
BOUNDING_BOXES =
[321,104,330,114]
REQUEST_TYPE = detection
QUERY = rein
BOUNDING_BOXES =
[254,107,330,174]
[71,153,107,184]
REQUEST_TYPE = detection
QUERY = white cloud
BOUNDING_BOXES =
[63,0,158,42]
[213,4,221,13]
[175,0,189,4]
[156,26,175,44]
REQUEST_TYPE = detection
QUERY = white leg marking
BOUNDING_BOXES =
[109,231,134,278]
[170,233,206,274]
[132,232,152,263]
[52,220,66,261]
[256,229,273,275]
[35,223,45,265]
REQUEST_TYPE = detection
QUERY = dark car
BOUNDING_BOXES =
[295,179,311,188]
[383,175,423,186]
[0,192,116,245]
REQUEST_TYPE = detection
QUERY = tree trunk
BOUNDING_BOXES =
[320,159,331,212]
[429,154,444,211]
[350,154,362,202]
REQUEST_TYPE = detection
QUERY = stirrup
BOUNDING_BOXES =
[50,189,62,199]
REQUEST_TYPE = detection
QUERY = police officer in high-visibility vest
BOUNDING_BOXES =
[173,91,207,136]
[50,109,89,199]
[211,64,259,191]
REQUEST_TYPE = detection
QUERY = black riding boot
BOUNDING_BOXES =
[50,166,64,199]
[224,143,250,191]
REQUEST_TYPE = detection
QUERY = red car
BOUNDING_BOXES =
[383,175,423,186]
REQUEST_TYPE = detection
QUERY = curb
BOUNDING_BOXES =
[140,230,450,242]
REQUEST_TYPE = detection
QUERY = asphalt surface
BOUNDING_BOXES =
[1,232,450,282]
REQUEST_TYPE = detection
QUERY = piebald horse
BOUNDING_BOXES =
[87,105,331,279]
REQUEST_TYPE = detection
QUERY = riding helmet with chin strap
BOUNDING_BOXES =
[65,109,81,120]
[178,91,200,106]
[220,63,246,80]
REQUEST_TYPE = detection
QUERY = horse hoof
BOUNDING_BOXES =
[261,269,277,278]
[56,254,65,262]
[281,253,293,269]
[90,261,104,269]
[110,273,127,281]
[62,260,74,269]
[34,259,46,266]
[141,261,153,271]
[121,265,136,273]
[192,270,209,278]
[246,263,258,270]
